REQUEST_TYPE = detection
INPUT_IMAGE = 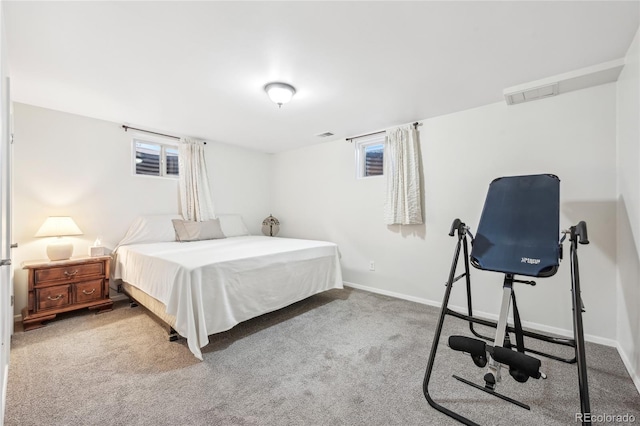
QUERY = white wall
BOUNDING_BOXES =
[616,27,640,391]
[11,103,272,316]
[273,83,618,343]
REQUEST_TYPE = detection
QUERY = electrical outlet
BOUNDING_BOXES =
[369,261,375,271]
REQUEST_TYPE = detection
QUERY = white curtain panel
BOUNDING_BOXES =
[383,126,423,225]
[178,137,215,221]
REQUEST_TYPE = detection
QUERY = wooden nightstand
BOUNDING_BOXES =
[21,255,113,331]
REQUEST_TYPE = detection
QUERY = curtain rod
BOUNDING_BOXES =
[122,125,206,144]
[346,122,421,142]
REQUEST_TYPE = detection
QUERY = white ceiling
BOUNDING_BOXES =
[4,1,639,153]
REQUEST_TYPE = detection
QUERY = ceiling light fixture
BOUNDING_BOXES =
[264,82,296,108]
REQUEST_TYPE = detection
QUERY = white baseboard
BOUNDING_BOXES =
[2,363,7,426]
[343,281,617,348]
[616,341,640,395]
[344,281,443,308]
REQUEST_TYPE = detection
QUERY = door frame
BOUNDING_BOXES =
[0,2,11,424]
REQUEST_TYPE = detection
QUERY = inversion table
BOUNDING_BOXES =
[422,174,591,425]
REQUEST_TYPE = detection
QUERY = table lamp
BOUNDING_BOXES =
[261,215,280,237]
[35,216,83,261]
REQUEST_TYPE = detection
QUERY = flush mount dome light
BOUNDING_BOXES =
[264,82,296,108]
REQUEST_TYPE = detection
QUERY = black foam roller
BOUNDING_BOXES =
[449,336,486,357]
[493,346,541,379]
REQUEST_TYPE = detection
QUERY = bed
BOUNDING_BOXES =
[112,214,343,360]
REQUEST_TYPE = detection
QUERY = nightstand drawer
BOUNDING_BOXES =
[36,285,71,310]
[74,280,104,303]
[34,262,104,285]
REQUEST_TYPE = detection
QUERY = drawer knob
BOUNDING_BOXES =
[82,289,96,295]
[64,270,78,278]
[47,294,63,301]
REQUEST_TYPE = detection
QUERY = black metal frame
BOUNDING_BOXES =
[422,219,591,426]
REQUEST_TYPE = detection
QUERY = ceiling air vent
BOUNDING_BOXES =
[316,132,334,138]
[505,83,559,105]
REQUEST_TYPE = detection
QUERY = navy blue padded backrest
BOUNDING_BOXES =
[470,174,560,278]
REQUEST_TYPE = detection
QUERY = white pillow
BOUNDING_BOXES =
[217,214,250,237]
[116,214,182,247]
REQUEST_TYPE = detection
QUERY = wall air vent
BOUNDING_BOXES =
[505,83,559,105]
[504,58,625,106]
[316,132,334,138]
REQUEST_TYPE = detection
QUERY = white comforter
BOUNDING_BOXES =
[114,236,343,359]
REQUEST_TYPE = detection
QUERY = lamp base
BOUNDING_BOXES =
[46,239,74,261]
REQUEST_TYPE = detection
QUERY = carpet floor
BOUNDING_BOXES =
[5,287,640,425]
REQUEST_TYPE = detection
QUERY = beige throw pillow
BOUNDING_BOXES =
[172,219,226,242]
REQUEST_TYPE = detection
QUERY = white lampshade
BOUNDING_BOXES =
[264,82,296,108]
[35,216,83,261]
[35,216,83,237]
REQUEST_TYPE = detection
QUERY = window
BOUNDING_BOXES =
[355,134,385,178]
[133,138,179,178]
